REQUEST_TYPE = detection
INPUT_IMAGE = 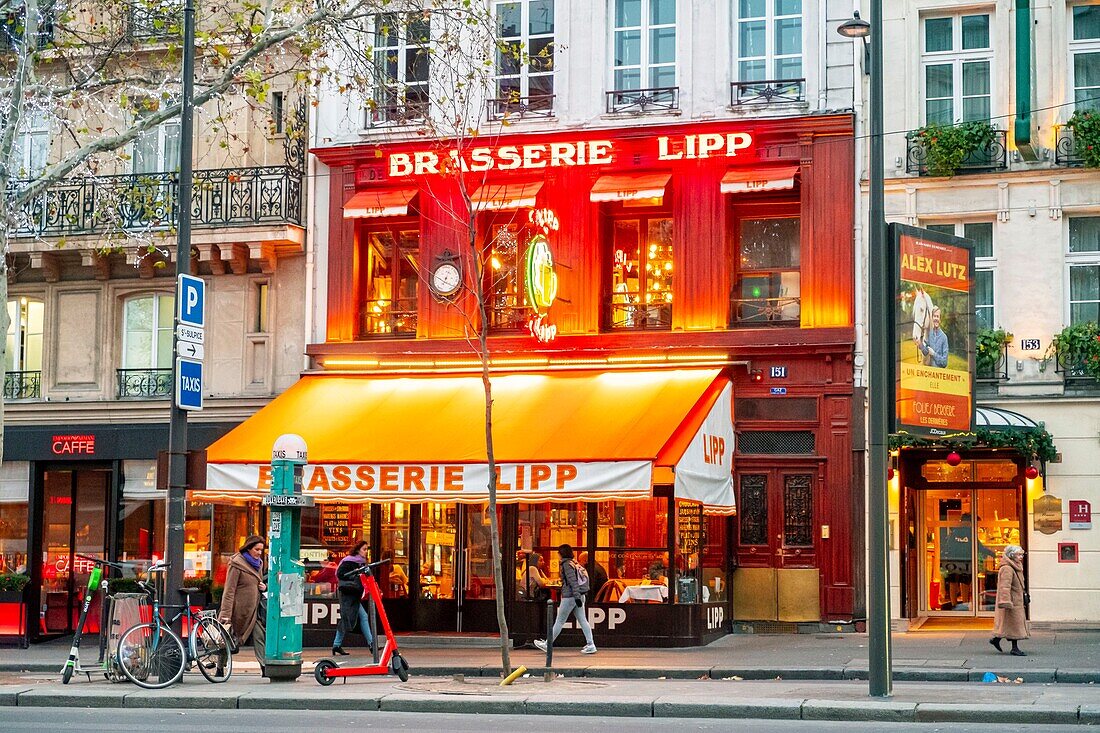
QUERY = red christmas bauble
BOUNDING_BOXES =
[887,468,895,481]
[1025,466,1039,480]
[946,451,962,467]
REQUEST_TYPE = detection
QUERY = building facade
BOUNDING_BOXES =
[861,0,1100,626]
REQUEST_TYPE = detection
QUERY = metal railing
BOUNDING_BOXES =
[8,165,302,238]
[129,3,181,39]
[605,293,672,330]
[606,87,679,114]
[367,100,429,126]
[116,369,173,398]
[730,79,805,106]
[977,342,1009,382]
[1054,341,1099,385]
[0,5,55,50]
[1055,126,1084,167]
[360,298,418,338]
[486,94,555,120]
[730,297,801,326]
[905,128,1008,175]
[3,370,41,400]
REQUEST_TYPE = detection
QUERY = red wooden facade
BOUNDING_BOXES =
[311,114,860,623]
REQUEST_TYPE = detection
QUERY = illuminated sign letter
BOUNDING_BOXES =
[389,153,413,177]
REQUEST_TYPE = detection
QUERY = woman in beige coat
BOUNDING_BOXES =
[990,544,1029,656]
[219,536,267,655]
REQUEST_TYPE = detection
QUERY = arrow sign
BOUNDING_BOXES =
[178,342,205,360]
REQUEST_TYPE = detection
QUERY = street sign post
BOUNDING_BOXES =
[175,358,203,411]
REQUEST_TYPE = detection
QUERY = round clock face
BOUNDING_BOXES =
[432,263,462,297]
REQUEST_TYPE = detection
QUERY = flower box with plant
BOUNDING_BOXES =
[911,121,997,177]
[1048,321,1100,381]
[0,572,31,603]
[1066,110,1100,168]
[976,328,1012,379]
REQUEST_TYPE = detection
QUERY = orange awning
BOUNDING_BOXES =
[201,369,733,508]
[590,172,670,202]
[471,181,543,211]
[343,188,418,218]
[720,165,799,194]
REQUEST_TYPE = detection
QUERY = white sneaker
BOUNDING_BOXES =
[533,639,547,652]
[581,644,598,654]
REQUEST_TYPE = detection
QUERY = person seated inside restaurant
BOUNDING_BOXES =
[521,552,551,602]
[379,550,408,598]
[577,551,608,598]
[641,561,668,587]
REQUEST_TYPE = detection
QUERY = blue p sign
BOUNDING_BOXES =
[178,274,205,328]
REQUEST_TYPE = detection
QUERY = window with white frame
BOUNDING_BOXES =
[132,117,180,174]
[122,293,175,370]
[925,222,995,329]
[611,0,676,93]
[1069,216,1100,325]
[921,13,992,124]
[493,1,554,115]
[735,0,803,84]
[370,12,431,124]
[5,297,43,373]
[10,109,49,179]
[1071,5,1100,112]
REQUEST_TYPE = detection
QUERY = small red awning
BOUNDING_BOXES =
[590,172,670,202]
[471,181,543,211]
[720,165,799,194]
[343,188,418,218]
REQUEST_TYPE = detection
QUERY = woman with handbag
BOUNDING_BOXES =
[331,540,375,656]
[218,535,267,661]
[990,544,1030,656]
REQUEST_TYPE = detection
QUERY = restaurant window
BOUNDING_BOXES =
[0,461,29,574]
[300,504,372,601]
[492,0,555,116]
[702,514,728,603]
[735,0,803,83]
[370,11,431,124]
[607,214,673,330]
[201,501,265,592]
[360,226,420,337]
[926,222,995,329]
[420,502,456,599]
[596,498,670,604]
[732,214,800,326]
[1071,5,1100,112]
[487,217,533,330]
[6,297,43,374]
[381,503,411,598]
[517,501,587,599]
[465,504,503,600]
[611,0,676,96]
[122,293,174,369]
[120,460,164,564]
[1069,216,1100,325]
[922,13,992,124]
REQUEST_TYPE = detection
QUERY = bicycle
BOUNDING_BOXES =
[115,562,234,689]
[62,554,136,684]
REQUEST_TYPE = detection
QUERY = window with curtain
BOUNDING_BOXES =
[360,227,420,337]
[732,215,801,326]
[596,498,670,602]
[607,213,673,330]
[922,13,992,124]
[492,1,555,115]
[1069,216,1100,325]
[1072,5,1100,111]
[132,116,180,174]
[6,297,43,374]
[370,11,431,124]
[735,0,803,83]
[11,109,49,179]
[611,0,676,92]
[122,293,174,369]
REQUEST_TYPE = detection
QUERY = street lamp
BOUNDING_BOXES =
[838,3,893,698]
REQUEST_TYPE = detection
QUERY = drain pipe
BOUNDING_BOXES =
[302,99,318,373]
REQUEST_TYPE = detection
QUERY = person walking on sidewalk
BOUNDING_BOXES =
[332,540,375,656]
[990,544,1030,657]
[219,535,267,665]
[534,544,597,655]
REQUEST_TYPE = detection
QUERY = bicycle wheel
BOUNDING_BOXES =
[192,616,233,683]
[116,622,186,690]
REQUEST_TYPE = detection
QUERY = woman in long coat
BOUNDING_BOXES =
[990,544,1029,656]
[219,535,266,655]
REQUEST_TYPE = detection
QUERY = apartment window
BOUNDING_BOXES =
[612,0,676,92]
[11,109,49,179]
[1072,5,1100,111]
[361,228,420,337]
[371,12,431,124]
[132,116,180,174]
[122,293,174,369]
[5,297,43,373]
[736,0,802,82]
[272,91,285,134]
[1069,216,1100,325]
[487,219,532,330]
[732,214,800,326]
[927,222,994,329]
[493,1,555,114]
[922,13,992,124]
[254,282,270,333]
[607,213,673,330]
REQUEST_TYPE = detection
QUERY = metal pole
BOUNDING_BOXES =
[165,0,196,627]
[543,599,554,681]
[866,0,893,698]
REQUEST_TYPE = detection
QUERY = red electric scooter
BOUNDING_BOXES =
[314,558,410,685]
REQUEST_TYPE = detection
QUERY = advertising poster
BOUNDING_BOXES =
[893,224,975,436]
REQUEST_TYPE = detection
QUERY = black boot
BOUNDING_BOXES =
[1010,641,1026,656]
[989,636,1003,653]
[332,646,350,656]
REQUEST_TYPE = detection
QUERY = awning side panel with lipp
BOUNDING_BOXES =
[471,181,543,211]
[343,188,418,218]
[720,165,799,194]
[590,172,671,202]
[673,382,735,514]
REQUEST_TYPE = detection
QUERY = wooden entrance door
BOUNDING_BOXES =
[732,468,820,622]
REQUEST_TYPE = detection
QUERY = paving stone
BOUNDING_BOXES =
[1055,668,1100,683]
[379,692,527,715]
[0,686,33,706]
[801,699,918,722]
[1080,703,1100,723]
[893,667,970,682]
[915,703,1078,724]
[709,667,847,681]
[524,695,652,717]
[17,687,124,708]
[238,688,383,710]
[123,689,238,709]
[653,696,803,719]
[581,666,711,680]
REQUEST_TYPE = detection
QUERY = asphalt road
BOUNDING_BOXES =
[0,708,1079,732]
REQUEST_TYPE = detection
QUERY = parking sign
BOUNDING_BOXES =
[177,274,205,328]
[176,358,203,411]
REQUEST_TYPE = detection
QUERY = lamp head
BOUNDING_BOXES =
[837,10,871,39]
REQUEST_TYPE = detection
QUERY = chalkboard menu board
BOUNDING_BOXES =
[677,501,703,555]
[321,504,350,546]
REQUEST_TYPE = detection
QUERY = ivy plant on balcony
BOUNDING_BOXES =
[1048,321,1100,381]
[1066,110,1100,168]
[912,121,996,177]
[976,328,1012,378]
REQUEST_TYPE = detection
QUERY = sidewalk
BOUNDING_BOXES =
[5,628,1100,683]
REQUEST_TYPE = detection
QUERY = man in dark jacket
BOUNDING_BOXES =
[577,551,608,598]
[534,544,597,654]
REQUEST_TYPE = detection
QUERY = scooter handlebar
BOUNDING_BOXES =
[349,558,392,577]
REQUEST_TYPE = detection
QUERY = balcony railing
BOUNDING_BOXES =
[8,165,302,238]
[906,128,1008,175]
[731,79,805,106]
[1054,341,1099,386]
[486,94,555,120]
[1055,126,1084,167]
[129,2,181,40]
[730,297,801,327]
[605,293,672,331]
[117,369,173,398]
[1,6,55,51]
[977,342,1009,382]
[4,370,41,400]
[360,298,418,338]
[606,87,679,115]
[367,100,429,126]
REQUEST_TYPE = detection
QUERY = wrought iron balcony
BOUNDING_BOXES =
[1055,126,1084,167]
[129,3,181,40]
[906,128,1008,175]
[730,79,805,106]
[4,370,41,400]
[0,5,55,51]
[360,298,418,339]
[606,87,679,115]
[605,292,672,331]
[367,100,429,126]
[1054,340,1100,386]
[977,342,1009,382]
[486,94,555,120]
[730,296,801,327]
[8,165,303,238]
[117,369,173,398]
